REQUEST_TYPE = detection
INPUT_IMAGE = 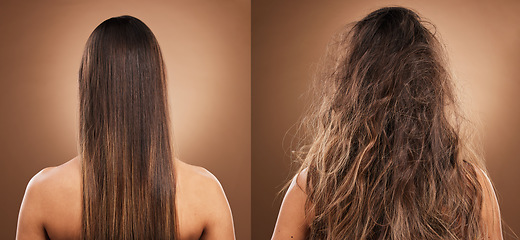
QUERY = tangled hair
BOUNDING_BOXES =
[298,7,486,239]
[79,16,177,239]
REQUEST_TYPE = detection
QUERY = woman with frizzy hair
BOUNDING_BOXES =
[272,7,502,240]
[16,16,235,240]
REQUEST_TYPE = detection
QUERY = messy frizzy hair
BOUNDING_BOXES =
[79,16,177,239]
[298,7,486,239]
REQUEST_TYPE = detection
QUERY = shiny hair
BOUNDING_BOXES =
[79,15,177,239]
[297,7,485,239]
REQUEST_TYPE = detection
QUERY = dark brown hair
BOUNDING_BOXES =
[79,15,177,239]
[298,7,486,239]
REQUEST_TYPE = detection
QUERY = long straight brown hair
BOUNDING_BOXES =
[79,15,177,239]
[297,7,486,239]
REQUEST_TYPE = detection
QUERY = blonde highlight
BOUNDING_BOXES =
[296,7,485,239]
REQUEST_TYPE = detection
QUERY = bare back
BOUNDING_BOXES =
[16,157,235,240]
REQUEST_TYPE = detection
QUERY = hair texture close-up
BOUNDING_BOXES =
[79,16,176,239]
[296,7,490,239]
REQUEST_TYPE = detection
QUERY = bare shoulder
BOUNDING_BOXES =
[17,157,81,240]
[175,159,226,196]
[26,157,81,204]
[272,168,310,240]
[469,163,504,239]
[174,159,235,239]
[470,163,499,209]
[174,159,230,212]
[295,167,308,193]
[175,159,218,181]
[29,157,80,188]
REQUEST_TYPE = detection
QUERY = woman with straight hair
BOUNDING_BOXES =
[16,15,235,240]
[272,7,503,240]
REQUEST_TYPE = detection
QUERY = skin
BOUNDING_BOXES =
[272,166,504,240]
[16,156,235,240]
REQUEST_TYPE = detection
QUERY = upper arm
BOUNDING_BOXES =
[200,171,235,240]
[16,169,50,240]
[475,167,503,239]
[271,169,310,240]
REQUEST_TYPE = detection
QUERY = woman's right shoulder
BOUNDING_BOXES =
[468,163,503,239]
[174,159,235,239]
[174,159,225,194]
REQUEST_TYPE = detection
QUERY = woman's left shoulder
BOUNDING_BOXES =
[17,156,81,240]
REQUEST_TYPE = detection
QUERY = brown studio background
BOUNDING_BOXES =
[252,0,520,239]
[1,0,519,239]
[0,0,250,239]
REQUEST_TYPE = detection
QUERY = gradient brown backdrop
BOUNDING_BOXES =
[252,0,520,239]
[0,0,250,239]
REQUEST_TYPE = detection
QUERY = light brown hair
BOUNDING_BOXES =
[79,15,177,239]
[297,7,485,239]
